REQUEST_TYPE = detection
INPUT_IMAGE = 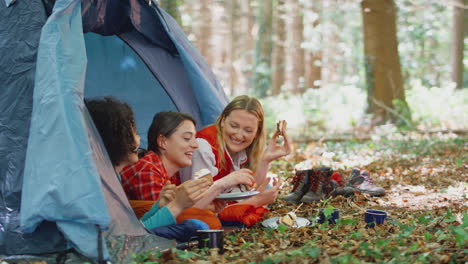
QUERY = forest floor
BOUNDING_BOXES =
[141,132,467,264]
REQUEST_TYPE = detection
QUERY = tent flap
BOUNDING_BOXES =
[20,0,111,259]
[0,0,69,255]
[1,0,224,260]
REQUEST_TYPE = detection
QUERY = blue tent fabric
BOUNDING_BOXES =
[1,0,227,261]
[83,32,179,148]
[81,0,177,55]
[0,0,70,255]
[157,9,229,125]
[20,0,111,259]
[4,0,15,7]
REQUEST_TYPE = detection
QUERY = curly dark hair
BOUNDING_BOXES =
[147,111,196,155]
[85,96,137,167]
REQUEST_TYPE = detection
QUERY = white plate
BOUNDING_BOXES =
[216,190,259,201]
[262,216,311,228]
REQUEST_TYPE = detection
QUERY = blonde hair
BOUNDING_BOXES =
[215,95,266,173]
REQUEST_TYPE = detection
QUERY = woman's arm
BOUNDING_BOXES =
[255,130,292,191]
[187,140,255,209]
[141,178,211,229]
[237,176,282,207]
[141,201,176,229]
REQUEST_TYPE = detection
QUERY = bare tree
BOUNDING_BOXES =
[289,0,305,94]
[196,0,213,65]
[451,0,467,89]
[361,0,410,125]
[304,0,323,89]
[271,0,287,95]
[254,0,273,97]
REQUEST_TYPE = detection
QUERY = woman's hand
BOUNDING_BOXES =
[166,178,212,217]
[158,181,176,208]
[216,168,255,191]
[263,130,292,163]
[250,177,282,206]
[205,199,227,213]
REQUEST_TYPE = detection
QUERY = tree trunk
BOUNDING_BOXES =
[305,0,322,89]
[451,0,467,89]
[236,0,254,95]
[197,0,213,66]
[290,0,305,94]
[253,0,273,97]
[271,0,286,95]
[361,0,410,125]
[159,0,182,25]
[227,0,240,96]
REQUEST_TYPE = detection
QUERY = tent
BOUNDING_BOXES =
[0,0,228,262]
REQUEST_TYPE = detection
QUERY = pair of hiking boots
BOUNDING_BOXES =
[280,167,386,204]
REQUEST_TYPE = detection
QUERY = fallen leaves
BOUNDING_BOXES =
[141,134,467,264]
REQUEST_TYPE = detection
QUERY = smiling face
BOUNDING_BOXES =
[159,120,198,169]
[221,109,259,156]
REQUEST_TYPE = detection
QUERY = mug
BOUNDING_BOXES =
[197,229,224,254]
[364,210,387,228]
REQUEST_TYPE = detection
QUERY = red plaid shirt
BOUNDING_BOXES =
[120,151,180,201]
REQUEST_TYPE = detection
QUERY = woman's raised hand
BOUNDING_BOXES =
[217,168,255,190]
[263,130,292,163]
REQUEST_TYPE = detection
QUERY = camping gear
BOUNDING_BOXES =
[197,229,224,254]
[261,216,311,228]
[318,208,340,224]
[0,0,227,262]
[218,204,269,227]
[354,170,386,196]
[280,170,312,204]
[176,208,222,230]
[364,210,388,228]
[300,167,334,203]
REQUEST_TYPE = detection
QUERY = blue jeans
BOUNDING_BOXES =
[150,219,209,242]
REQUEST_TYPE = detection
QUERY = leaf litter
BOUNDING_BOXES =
[141,133,467,263]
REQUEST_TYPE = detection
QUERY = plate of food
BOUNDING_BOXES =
[216,190,259,201]
[262,212,310,228]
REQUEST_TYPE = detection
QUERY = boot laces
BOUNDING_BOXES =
[291,171,306,190]
[361,171,377,186]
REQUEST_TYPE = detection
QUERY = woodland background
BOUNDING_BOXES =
[134,1,467,263]
[158,0,467,138]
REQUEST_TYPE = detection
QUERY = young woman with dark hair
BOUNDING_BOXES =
[86,98,210,242]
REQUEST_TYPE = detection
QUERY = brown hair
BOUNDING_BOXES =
[147,111,196,155]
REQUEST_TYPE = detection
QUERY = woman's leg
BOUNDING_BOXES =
[150,219,209,242]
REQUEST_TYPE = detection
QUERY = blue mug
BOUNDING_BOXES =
[318,208,340,224]
[364,210,387,228]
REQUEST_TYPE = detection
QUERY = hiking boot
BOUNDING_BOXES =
[329,172,355,197]
[355,170,386,196]
[301,170,323,203]
[300,167,332,203]
[280,170,311,204]
[347,168,365,186]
